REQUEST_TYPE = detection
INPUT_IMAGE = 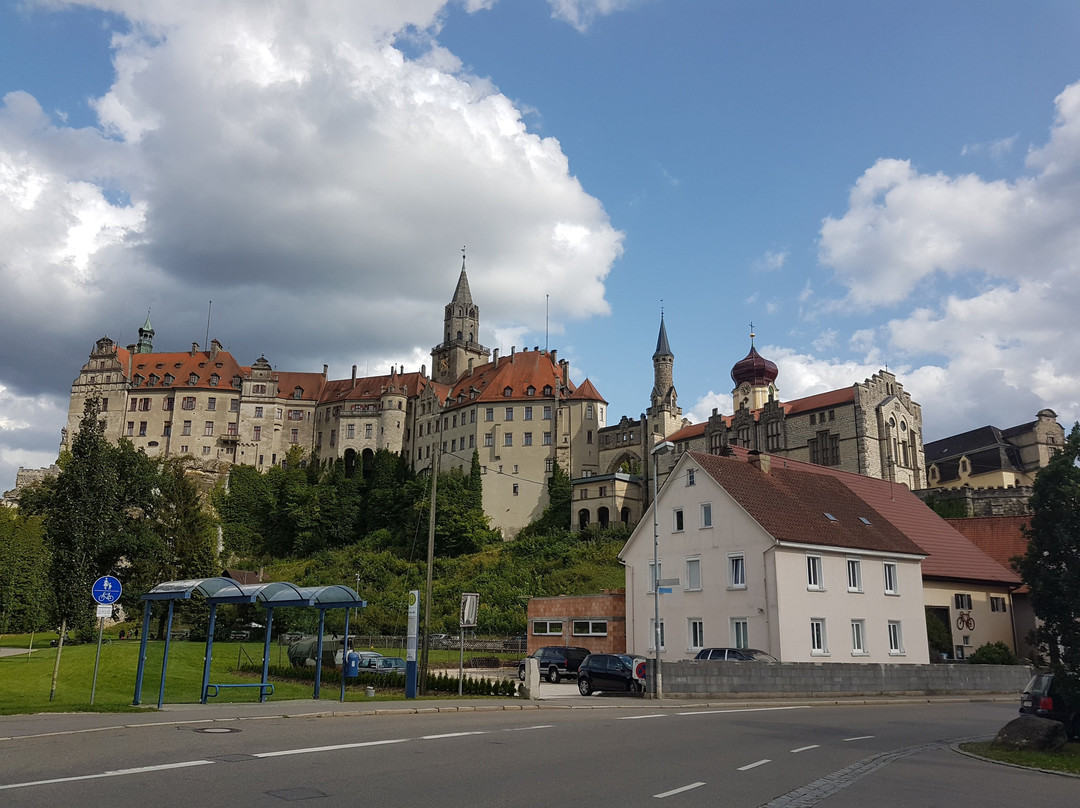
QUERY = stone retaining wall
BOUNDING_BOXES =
[654,660,1031,699]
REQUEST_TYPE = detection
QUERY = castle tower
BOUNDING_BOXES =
[431,252,489,385]
[646,313,684,439]
[136,311,154,354]
[731,329,779,411]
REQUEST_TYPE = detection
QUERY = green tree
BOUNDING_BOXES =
[0,509,53,635]
[1015,423,1080,675]
[968,640,1017,665]
[925,609,952,660]
[518,460,571,537]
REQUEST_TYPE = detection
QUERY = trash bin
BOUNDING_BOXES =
[345,650,360,678]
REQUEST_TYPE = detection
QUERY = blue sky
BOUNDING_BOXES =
[2,0,1080,491]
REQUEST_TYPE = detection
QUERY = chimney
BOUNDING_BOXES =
[511,346,516,363]
[190,342,199,356]
[748,450,771,473]
[210,339,222,360]
[534,345,539,351]
[560,358,569,386]
[467,358,474,376]
[493,348,500,363]
[322,364,328,379]
[351,364,357,389]
[421,363,427,378]
[550,349,557,364]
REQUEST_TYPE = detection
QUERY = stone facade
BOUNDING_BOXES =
[526,590,626,656]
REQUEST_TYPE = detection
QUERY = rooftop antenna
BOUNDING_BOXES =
[545,294,549,352]
[205,301,212,348]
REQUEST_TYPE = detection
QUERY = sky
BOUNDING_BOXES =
[2,0,1080,492]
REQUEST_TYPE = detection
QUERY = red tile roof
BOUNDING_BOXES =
[945,516,1029,592]
[723,450,1020,585]
[441,349,598,408]
[128,349,245,392]
[319,371,428,404]
[568,378,607,403]
[668,422,706,442]
[275,371,326,402]
[689,451,926,556]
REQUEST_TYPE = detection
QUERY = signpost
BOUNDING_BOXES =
[90,575,122,705]
[458,593,479,696]
[406,590,419,699]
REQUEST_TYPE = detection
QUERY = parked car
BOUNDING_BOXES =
[577,653,646,696]
[518,645,591,683]
[1020,671,1079,739]
[373,656,407,673]
[693,647,778,663]
[354,651,384,668]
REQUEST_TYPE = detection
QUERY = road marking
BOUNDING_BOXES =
[503,725,553,731]
[843,735,875,741]
[654,782,706,798]
[678,706,810,716]
[737,759,771,771]
[618,713,666,720]
[0,760,214,791]
[790,745,820,753]
[254,738,408,758]
[421,731,488,740]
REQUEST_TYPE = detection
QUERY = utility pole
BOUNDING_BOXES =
[419,445,440,694]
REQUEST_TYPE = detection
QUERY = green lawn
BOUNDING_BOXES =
[0,632,518,715]
[960,741,1080,776]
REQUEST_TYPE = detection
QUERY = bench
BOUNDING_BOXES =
[205,683,275,699]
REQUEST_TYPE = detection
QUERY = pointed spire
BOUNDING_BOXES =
[142,309,153,332]
[653,312,673,360]
[451,246,474,307]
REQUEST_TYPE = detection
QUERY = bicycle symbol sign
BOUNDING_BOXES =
[92,575,122,605]
[955,610,975,631]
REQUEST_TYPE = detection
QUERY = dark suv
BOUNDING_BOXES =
[1020,671,1079,739]
[694,647,778,662]
[577,653,645,696]
[518,646,590,683]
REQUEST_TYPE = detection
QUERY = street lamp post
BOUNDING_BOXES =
[651,440,674,702]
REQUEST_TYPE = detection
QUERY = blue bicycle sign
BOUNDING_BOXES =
[92,575,122,604]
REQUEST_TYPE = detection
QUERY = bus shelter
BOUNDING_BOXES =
[132,577,366,708]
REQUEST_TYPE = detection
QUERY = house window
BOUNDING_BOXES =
[806,555,823,590]
[469,434,475,449]
[138,421,147,437]
[543,431,552,445]
[347,424,355,439]
[204,421,214,436]
[485,408,494,421]
[543,405,552,420]
[532,621,563,636]
[182,421,191,436]
[847,558,862,592]
[504,433,513,447]
[207,397,216,411]
[888,621,904,655]
[451,439,457,452]
[587,430,593,444]
[728,554,746,589]
[883,562,899,595]
[484,433,494,447]
[290,429,298,444]
[230,399,239,412]
[253,426,262,441]
[330,429,336,445]
[524,406,533,420]
[203,446,211,455]
[687,468,696,486]
[810,619,828,655]
[700,503,712,528]
[572,620,608,636]
[731,618,749,649]
[512,483,519,495]
[505,407,514,421]
[648,561,661,592]
[365,424,373,438]
[685,558,701,591]
[954,593,972,610]
[545,458,554,472]
[673,508,684,532]
[851,620,867,654]
[689,618,705,650]
[543,385,553,396]
[765,419,781,451]
[182,396,196,410]
[276,408,283,419]
[524,432,533,446]
[649,618,666,651]
[288,410,303,421]
[527,386,535,396]
[209,374,219,387]
[163,421,171,436]
[293,386,303,399]
[990,596,1007,613]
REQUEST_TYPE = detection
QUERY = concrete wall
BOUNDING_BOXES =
[654,659,1031,699]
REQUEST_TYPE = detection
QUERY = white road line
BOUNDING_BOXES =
[790,744,820,753]
[0,760,214,791]
[420,731,488,740]
[618,714,667,720]
[677,706,811,716]
[254,738,408,758]
[654,782,706,798]
[843,735,875,741]
[503,725,553,731]
[737,759,771,771]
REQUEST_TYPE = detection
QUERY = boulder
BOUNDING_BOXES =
[992,715,1067,752]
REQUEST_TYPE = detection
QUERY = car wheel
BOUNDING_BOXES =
[626,679,638,694]
[578,678,592,696]
[547,666,560,684]
[1069,712,1080,741]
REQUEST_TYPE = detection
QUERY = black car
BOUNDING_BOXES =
[518,645,591,683]
[577,653,645,696]
[1020,671,1079,739]
[693,647,778,662]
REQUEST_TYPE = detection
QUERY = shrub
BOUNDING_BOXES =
[968,641,1017,665]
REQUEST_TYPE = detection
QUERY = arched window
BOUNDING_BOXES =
[597,507,610,528]
[578,509,590,530]
[621,507,631,524]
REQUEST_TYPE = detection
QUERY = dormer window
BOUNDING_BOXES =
[163,374,174,386]
[503,386,513,397]
[188,373,199,385]
[148,374,158,387]
[209,374,219,387]
[543,385,553,396]
[133,375,143,387]
[293,387,303,399]
[526,386,535,396]
[232,376,242,389]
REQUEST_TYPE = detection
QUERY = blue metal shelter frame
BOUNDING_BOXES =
[132,577,366,708]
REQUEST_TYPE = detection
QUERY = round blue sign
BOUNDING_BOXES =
[92,575,122,604]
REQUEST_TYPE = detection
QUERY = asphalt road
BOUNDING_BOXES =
[0,699,1075,806]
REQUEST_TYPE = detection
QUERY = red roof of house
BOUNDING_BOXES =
[319,371,428,405]
[568,377,607,404]
[721,450,1020,586]
[441,349,599,408]
[128,348,246,392]
[275,371,326,402]
[946,516,1029,592]
[689,451,926,556]
[668,422,706,442]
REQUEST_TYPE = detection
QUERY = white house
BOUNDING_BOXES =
[620,449,931,664]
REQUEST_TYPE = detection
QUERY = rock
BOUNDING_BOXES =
[992,715,1067,752]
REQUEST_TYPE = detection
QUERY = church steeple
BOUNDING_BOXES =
[431,248,489,385]
[647,310,683,438]
[136,310,154,354]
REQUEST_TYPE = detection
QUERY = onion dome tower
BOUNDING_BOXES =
[731,328,778,411]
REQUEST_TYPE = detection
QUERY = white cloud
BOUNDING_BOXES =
[686,390,733,425]
[960,134,1017,159]
[754,249,787,272]
[545,0,644,32]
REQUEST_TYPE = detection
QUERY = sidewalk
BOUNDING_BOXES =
[0,691,1015,743]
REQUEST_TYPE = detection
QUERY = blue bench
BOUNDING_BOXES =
[205,683,275,699]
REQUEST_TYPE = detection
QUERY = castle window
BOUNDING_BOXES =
[505,407,514,421]
[182,396,196,410]
[293,387,303,399]
[809,413,816,425]
[253,384,267,394]
[188,373,199,385]
[527,386,535,396]
[209,374,219,387]
[503,386,513,397]
[586,404,594,419]
[486,408,494,421]
[543,385,553,396]
[765,419,781,451]
[148,375,158,387]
